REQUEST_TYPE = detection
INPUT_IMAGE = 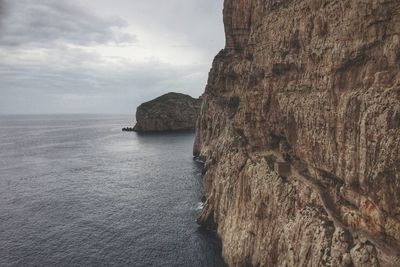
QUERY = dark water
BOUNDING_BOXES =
[0,115,224,267]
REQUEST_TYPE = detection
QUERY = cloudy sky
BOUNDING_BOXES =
[0,0,224,114]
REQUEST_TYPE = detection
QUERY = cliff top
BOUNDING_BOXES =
[138,92,199,109]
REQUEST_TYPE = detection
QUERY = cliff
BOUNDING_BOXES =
[195,0,400,266]
[133,92,201,132]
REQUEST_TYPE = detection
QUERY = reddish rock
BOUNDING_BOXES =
[195,0,400,266]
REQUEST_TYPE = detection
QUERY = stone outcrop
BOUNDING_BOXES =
[194,0,400,266]
[133,92,201,132]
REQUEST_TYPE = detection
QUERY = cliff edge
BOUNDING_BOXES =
[133,92,201,132]
[195,0,400,266]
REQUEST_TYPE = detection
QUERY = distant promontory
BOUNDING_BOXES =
[132,92,201,132]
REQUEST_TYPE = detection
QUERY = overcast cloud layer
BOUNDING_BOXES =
[0,0,224,114]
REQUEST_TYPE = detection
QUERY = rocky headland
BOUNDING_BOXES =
[133,92,201,132]
[195,0,400,266]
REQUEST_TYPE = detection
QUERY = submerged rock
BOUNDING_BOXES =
[133,92,201,132]
[122,127,135,132]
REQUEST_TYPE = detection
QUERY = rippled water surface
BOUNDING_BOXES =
[0,115,224,267]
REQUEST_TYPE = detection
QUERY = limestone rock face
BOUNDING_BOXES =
[195,0,400,266]
[133,92,201,132]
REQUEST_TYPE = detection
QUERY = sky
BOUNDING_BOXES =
[0,0,224,114]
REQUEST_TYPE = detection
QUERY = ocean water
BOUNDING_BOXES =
[0,115,224,267]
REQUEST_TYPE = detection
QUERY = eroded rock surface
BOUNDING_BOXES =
[133,92,201,132]
[195,0,400,266]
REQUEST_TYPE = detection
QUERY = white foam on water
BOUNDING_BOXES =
[196,202,204,210]
[193,157,205,163]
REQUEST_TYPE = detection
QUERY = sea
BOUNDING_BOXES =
[0,115,225,267]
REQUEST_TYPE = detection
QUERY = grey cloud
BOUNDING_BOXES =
[0,0,4,29]
[0,0,137,47]
[0,0,224,114]
[93,0,224,57]
[0,48,208,114]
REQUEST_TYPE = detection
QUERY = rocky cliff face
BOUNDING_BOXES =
[195,0,400,266]
[133,92,201,132]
